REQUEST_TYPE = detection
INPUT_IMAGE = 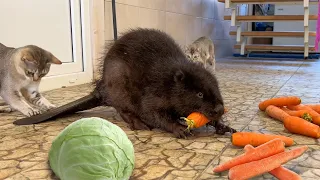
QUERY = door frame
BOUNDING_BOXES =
[40,0,101,92]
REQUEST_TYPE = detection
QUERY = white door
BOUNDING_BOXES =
[0,0,93,91]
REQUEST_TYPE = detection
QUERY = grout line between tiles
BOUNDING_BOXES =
[194,141,233,180]
[194,61,304,180]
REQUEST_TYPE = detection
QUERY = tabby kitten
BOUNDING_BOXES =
[185,36,216,71]
[0,43,61,116]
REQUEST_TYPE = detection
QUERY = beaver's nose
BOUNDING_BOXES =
[213,104,224,117]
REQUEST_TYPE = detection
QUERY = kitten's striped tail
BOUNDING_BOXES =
[13,91,102,125]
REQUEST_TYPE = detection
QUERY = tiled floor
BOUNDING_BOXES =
[1,58,320,180]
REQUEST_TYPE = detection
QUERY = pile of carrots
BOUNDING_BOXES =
[213,138,308,180]
[182,97,316,179]
[259,96,320,138]
[181,96,319,179]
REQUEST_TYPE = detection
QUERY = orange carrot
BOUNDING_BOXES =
[265,105,290,122]
[287,104,320,125]
[224,107,228,113]
[228,145,308,180]
[305,104,320,114]
[283,116,320,138]
[281,107,312,122]
[259,96,301,111]
[182,112,209,130]
[270,166,302,180]
[213,138,285,173]
[243,144,255,152]
[232,132,294,147]
[244,145,301,180]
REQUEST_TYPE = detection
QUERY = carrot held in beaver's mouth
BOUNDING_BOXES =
[180,112,210,131]
[258,96,301,111]
[181,108,228,131]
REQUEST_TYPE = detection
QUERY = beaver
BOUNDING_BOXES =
[13,28,236,138]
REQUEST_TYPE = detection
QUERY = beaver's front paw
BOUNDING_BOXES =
[172,123,193,139]
[214,121,237,135]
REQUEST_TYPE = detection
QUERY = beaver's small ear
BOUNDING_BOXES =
[174,70,184,82]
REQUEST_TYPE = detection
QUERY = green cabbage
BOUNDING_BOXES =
[49,117,135,180]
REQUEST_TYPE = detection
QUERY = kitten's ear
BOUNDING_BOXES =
[174,70,185,82]
[50,55,62,65]
[21,51,35,62]
[184,45,189,51]
[21,52,37,68]
[196,47,200,52]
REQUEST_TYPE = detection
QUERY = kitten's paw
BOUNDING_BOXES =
[41,103,56,111]
[46,104,56,110]
[22,108,41,117]
[0,106,15,113]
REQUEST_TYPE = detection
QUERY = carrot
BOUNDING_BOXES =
[244,145,301,180]
[232,132,294,147]
[305,104,320,114]
[270,166,302,180]
[183,108,228,130]
[283,116,320,138]
[287,104,320,125]
[258,96,301,111]
[281,107,312,122]
[213,138,285,173]
[243,144,255,152]
[181,112,209,130]
[228,145,308,180]
[265,105,290,122]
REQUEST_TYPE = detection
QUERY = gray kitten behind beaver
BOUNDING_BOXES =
[14,28,236,138]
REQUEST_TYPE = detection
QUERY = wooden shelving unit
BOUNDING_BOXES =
[220,0,319,58]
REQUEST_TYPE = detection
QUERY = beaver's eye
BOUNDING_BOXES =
[197,92,203,98]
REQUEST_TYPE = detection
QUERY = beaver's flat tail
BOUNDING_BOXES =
[13,92,101,125]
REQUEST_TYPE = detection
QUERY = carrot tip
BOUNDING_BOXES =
[212,168,218,173]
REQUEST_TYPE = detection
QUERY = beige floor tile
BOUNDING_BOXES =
[1,58,320,179]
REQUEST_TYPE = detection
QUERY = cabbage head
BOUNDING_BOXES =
[49,117,135,180]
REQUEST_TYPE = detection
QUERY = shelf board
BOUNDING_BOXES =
[218,0,318,4]
[234,44,315,51]
[224,15,318,22]
[229,31,316,37]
